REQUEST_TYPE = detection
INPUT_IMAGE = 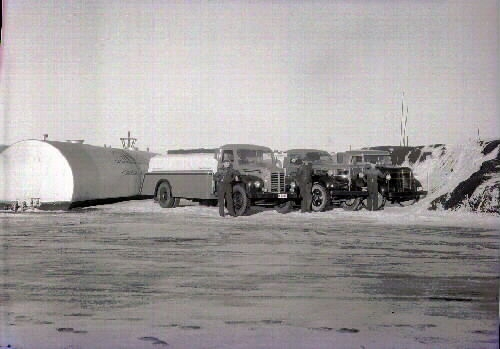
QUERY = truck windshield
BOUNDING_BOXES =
[237,149,274,166]
[305,152,333,163]
[289,152,333,164]
[363,155,392,165]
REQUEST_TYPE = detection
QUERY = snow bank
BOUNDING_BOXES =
[403,139,499,214]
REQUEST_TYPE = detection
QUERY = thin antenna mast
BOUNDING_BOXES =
[400,92,404,146]
[400,92,409,146]
[404,105,409,146]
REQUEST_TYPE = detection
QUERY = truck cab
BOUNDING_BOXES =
[217,145,297,214]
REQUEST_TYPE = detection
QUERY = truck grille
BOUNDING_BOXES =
[271,172,285,193]
[388,168,413,192]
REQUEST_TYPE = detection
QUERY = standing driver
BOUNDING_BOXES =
[296,159,313,213]
[214,157,240,217]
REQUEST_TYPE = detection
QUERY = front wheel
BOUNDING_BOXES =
[232,184,250,216]
[361,191,386,210]
[311,183,328,212]
[341,197,362,211]
[157,182,176,208]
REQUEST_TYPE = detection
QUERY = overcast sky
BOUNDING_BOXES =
[1,0,498,152]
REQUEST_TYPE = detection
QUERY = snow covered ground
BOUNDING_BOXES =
[1,200,498,349]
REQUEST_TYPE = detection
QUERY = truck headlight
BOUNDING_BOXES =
[290,181,296,188]
[358,172,364,178]
[385,174,391,181]
[254,181,261,188]
[417,186,423,191]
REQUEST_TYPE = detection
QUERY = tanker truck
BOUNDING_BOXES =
[141,144,298,216]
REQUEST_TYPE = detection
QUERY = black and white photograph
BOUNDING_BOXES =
[0,1,499,348]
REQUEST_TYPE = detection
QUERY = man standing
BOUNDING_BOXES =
[296,159,313,213]
[365,165,384,211]
[214,159,239,217]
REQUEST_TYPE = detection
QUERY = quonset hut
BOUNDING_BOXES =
[0,140,155,210]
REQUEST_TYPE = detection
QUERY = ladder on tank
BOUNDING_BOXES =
[120,131,138,151]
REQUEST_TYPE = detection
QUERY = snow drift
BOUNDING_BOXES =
[399,140,499,214]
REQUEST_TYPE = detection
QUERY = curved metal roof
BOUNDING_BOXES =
[1,140,155,208]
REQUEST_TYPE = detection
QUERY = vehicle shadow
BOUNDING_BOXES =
[245,206,272,216]
[245,203,298,216]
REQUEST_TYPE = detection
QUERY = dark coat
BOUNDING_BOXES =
[214,167,240,184]
[214,166,240,217]
[296,162,313,212]
[296,162,313,185]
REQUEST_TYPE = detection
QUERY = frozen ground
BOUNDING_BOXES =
[0,200,499,349]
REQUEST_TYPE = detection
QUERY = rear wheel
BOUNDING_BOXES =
[311,184,328,212]
[232,184,250,216]
[157,182,176,208]
[341,197,362,211]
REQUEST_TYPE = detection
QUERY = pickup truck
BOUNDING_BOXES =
[141,144,297,216]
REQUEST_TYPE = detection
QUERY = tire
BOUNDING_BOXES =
[362,191,386,210]
[311,183,328,212]
[275,200,293,214]
[376,192,387,209]
[232,184,250,216]
[341,197,362,211]
[157,182,176,208]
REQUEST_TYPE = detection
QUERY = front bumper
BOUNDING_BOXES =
[329,190,369,199]
[247,191,298,200]
[385,190,427,201]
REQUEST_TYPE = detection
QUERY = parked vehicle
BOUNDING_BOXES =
[283,149,369,212]
[335,149,427,209]
[141,144,298,216]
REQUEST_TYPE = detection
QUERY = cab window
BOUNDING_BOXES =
[351,156,363,164]
[222,150,234,162]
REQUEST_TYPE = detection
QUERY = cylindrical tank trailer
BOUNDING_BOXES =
[0,139,155,210]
